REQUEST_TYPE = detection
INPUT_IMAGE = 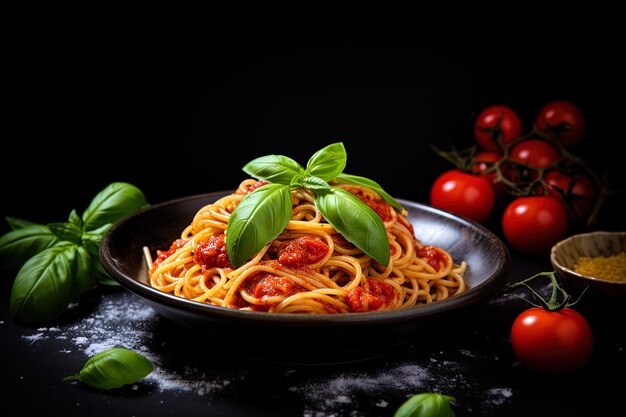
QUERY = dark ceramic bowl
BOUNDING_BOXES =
[100,191,511,364]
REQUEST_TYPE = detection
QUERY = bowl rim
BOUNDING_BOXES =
[550,230,626,285]
[100,191,512,326]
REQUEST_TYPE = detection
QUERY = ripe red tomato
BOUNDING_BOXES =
[543,170,597,223]
[509,139,561,169]
[471,150,513,199]
[430,169,495,223]
[474,105,523,151]
[502,196,568,253]
[511,307,593,374]
[536,101,586,148]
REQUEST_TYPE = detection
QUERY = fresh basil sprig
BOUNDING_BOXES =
[64,347,153,391]
[0,182,149,325]
[394,393,456,417]
[227,142,402,268]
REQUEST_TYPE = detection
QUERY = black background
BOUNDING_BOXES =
[2,20,626,417]
[3,20,624,232]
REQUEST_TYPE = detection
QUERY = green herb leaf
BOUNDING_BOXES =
[306,142,347,181]
[0,225,60,270]
[64,347,153,391]
[10,245,76,325]
[302,175,330,191]
[226,183,292,268]
[94,258,119,286]
[68,209,83,228]
[82,182,148,232]
[71,245,95,297]
[315,188,390,266]
[48,221,83,244]
[81,223,112,256]
[243,154,304,185]
[394,393,456,417]
[5,216,38,230]
[335,172,405,213]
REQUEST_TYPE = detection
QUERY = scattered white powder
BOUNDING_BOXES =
[18,292,514,415]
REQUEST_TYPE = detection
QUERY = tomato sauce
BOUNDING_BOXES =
[417,245,448,271]
[151,238,188,272]
[277,235,329,268]
[193,234,233,270]
[343,187,393,222]
[346,279,396,312]
[235,180,268,195]
[237,272,306,311]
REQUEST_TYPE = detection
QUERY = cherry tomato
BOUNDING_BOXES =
[430,169,495,223]
[511,307,593,374]
[543,170,597,223]
[474,105,523,151]
[471,150,512,199]
[502,196,568,253]
[536,101,586,148]
[509,139,561,169]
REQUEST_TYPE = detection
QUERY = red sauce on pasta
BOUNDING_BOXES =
[347,279,396,312]
[151,238,188,271]
[417,245,447,270]
[277,235,329,268]
[194,234,233,269]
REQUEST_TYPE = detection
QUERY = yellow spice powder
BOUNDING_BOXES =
[573,251,626,282]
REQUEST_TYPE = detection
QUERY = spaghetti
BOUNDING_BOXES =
[147,179,467,313]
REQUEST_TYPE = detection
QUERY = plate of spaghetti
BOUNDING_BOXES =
[100,143,511,364]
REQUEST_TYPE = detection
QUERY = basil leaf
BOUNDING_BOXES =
[64,347,153,391]
[306,142,347,181]
[82,182,148,232]
[315,188,390,266]
[302,175,330,191]
[5,216,38,230]
[0,225,60,270]
[227,183,292,268]
[68,209,83,228]
[394,393,456,417]
[242,155,304,185]
[81,223,112,256]
[71,245,95,297]
[335,172,405,213]
[48,221,82,244]
[94,258,119,286]
[10,245,75,325]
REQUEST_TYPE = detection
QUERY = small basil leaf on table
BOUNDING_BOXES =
[394,393,456,417]
[315,188,390,267]
[82,182,148,232]
[64,347,154,391]
[0,224,60,270]
[10,244,76,325]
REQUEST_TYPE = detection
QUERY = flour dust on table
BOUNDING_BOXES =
[16,290,514,416]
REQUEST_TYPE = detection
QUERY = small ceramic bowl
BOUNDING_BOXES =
[550,231,626,310]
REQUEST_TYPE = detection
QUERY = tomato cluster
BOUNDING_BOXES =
[430,101,602,254]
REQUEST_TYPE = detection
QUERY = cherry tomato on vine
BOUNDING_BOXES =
[543,170,597,223]
[471,150,512,199]
[474,105,523,151]
[509,139,561,169]
[511,307,593,374]
[430,169,495,223]
[502,196,568,253]
[536,101,586,148]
